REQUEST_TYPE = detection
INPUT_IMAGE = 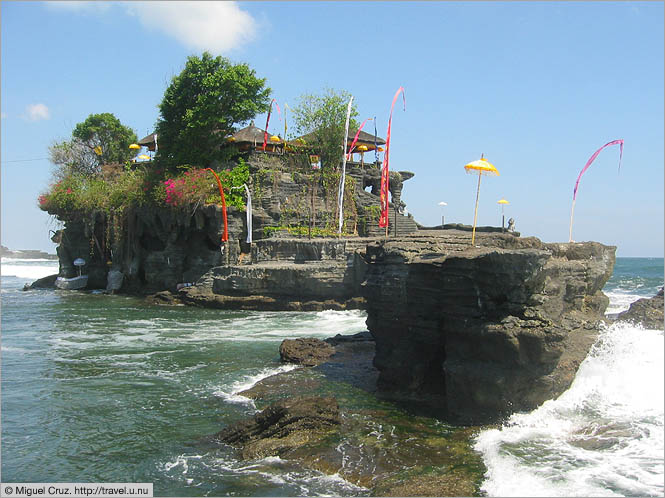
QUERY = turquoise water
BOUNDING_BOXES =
[1,257,663,496]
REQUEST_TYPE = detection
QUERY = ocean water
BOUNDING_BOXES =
[1,256,663,496]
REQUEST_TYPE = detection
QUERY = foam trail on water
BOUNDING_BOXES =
[214,364,300,406]
[474,322,664,497]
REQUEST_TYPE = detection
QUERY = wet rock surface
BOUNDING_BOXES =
[615,288,664,330]
[22,273,58,290]
[225,333,486,496]
[279,338,336,366]
[215,396,341,460]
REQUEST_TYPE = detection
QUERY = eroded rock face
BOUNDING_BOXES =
[616,288,664,330]
[215,396,341,459]
[279,338,336,366]
[362,231,616,424]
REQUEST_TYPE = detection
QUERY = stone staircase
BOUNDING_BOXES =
[364,211,419,237]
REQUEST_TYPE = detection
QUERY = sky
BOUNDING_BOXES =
[1,1,663,257]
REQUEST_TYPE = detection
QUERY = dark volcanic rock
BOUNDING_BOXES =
[362,231,616,424]
[23,273,58,290]
[279,338,336,366]
[145,290,184,306]
[616,288,664,330]
[215,396,341,459]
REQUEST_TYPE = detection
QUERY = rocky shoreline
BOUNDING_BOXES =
[212,331,486,496]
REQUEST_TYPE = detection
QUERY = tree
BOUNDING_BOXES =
[291,88,359,170]
[155,52,271,170]
[49,113,137,178]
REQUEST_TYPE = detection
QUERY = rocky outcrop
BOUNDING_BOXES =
[616,288,664,329]
[22,273,58,290]
[362,230,615,424]
[215,396,341,459]
[279,338,336,366]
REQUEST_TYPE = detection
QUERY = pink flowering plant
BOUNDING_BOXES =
[161,161,249,209]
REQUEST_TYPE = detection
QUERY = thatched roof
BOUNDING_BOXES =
[138,133,157,148]
[294,129,386,152]
[227,122,284,145]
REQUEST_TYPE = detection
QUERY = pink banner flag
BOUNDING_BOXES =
[379,87,406,229]
[346,118,374,160]
[573,139,624,201]
[569,139,624,242]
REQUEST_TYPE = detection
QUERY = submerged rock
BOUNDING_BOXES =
[279,337,336,366]
[215,396,341,459]
[616,288,664,330]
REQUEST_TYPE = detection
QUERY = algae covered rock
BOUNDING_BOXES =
[215,396,341,459]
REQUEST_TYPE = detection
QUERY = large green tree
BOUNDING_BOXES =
[291,88,359,170]
[155,52,271,170]
[49,113,137,178]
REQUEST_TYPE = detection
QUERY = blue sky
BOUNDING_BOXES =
[2,1,663,257]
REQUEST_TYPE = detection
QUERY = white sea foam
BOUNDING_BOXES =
[474,322,664,497]
[213,364,300,407]
[605,290,648,315]
[1,263,59,280]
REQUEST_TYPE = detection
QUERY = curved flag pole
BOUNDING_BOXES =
[205,168,228,244]
[262,99,282,152]
[337,96,354,235]
[568,139,624,242]
[379,87,406,237]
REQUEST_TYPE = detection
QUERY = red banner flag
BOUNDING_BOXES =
[205,168,228,243]
[379,87,406,229]
[262,99,282,152]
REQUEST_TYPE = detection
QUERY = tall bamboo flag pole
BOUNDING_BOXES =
[337,96,354,236]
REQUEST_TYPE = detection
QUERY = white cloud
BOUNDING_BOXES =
[25,103,50,122]
[125,2,256,53]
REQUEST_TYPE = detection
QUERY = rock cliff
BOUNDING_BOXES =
[361,230,615,424]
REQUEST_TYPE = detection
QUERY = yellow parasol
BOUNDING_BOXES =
[357,144,368,167]
[129,143,140,150]
[137,154,150,161]
[464,155,500,245]
[497,198,509,231]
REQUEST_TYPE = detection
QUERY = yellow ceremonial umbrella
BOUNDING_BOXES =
[464,155,500,245]
[497,198,509,231]
[357,144,368,167]
[270,135,280,142]
[137,154,150,161]
[129,143,140,150]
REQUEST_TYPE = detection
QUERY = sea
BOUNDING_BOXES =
[1,256,663,497]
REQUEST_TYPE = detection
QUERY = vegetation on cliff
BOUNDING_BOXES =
[155,51,271,171]
[38,52,370,245]
[291,88,359,170]
[49,113,138,179]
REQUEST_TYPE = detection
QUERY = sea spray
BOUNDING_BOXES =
[474,322,664,497]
